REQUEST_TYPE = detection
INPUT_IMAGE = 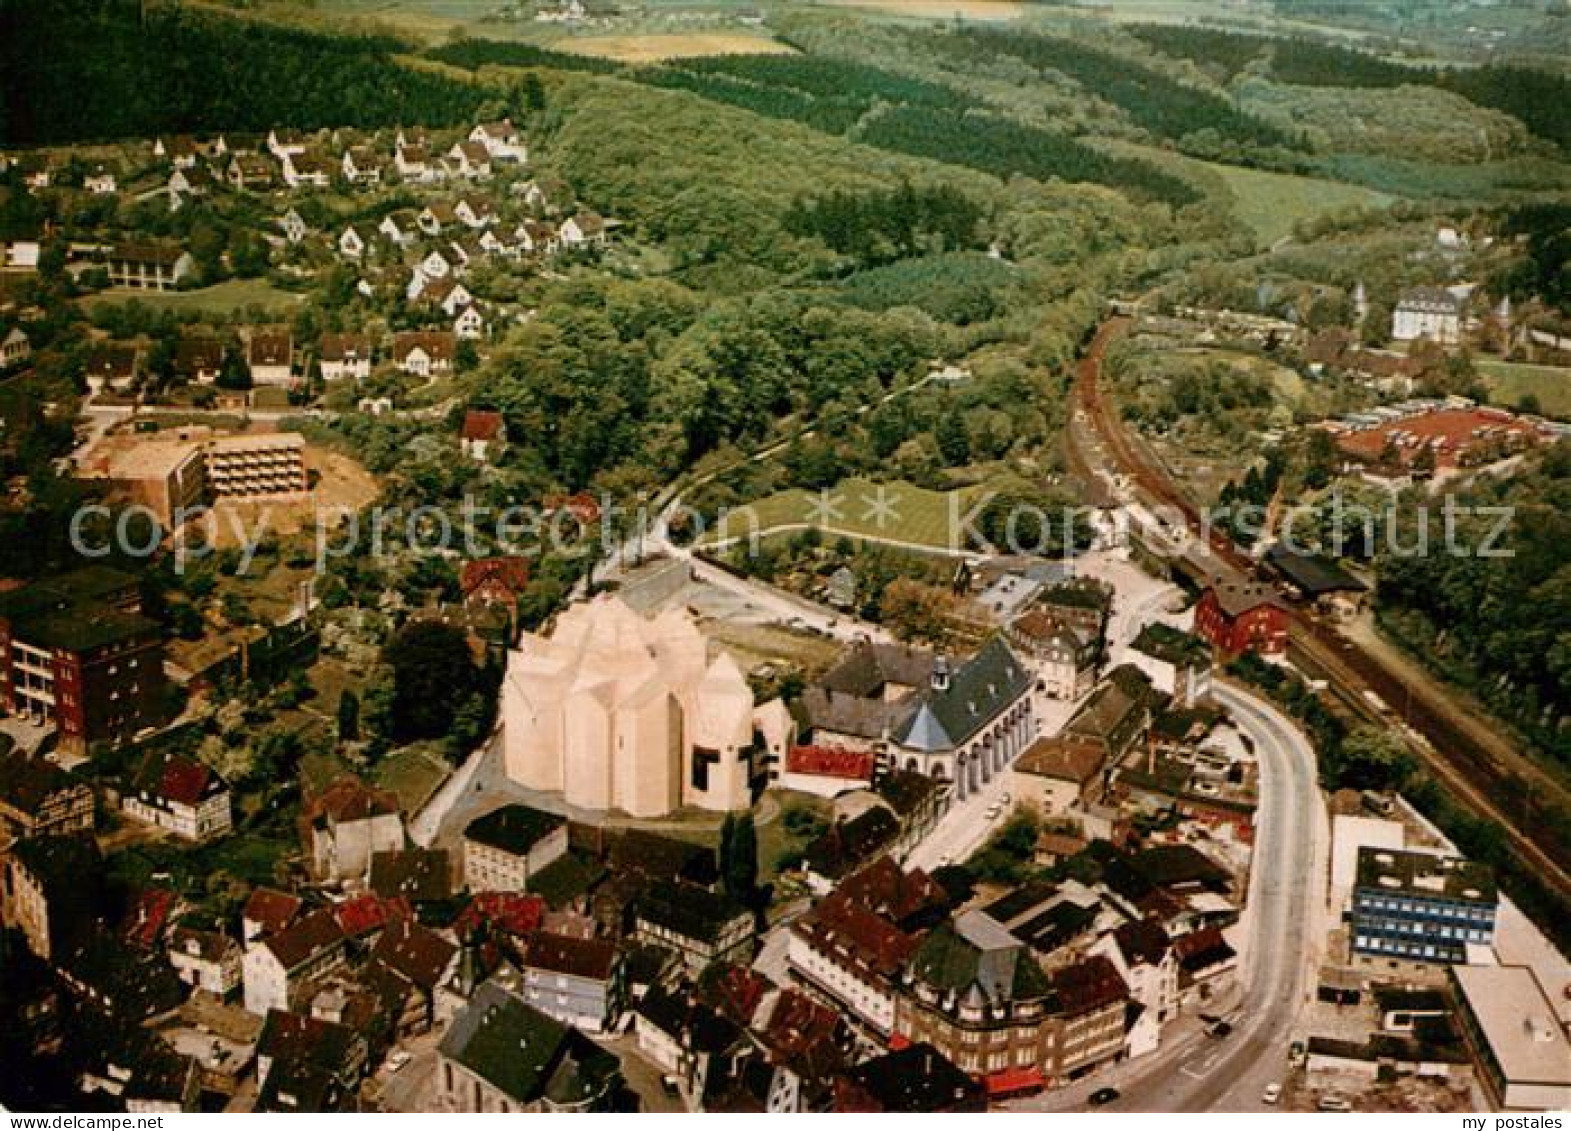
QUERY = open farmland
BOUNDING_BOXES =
[558,33,796,62]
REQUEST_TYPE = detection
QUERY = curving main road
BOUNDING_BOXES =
[1008,679,1325,1113]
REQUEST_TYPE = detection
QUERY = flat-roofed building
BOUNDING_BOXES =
[203,433,309,499]
[1351,846,1496,966]
[1450,965,1571,1112]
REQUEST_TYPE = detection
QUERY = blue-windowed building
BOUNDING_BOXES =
[1350,847,1497,965]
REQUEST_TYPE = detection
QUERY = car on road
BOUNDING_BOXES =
[386,1051,412,1073]
[1317,1095,1351,1112]
[1205,1019,1233,1039]
[1088,1088,1119,1107]
[984,804,1001,820]
[1262,1083,1282,1105]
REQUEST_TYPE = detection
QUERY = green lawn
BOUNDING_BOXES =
[701,476,991,552]
[1478,358,1571,420]
[78,278,306,316]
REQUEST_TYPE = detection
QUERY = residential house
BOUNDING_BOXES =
[370,848,453,907]
[267,130,307,159]
[1011,733,1109,817]
[281,150,333,190]
[242,908,348,1016]
[469,120,527,164]
[519,931,624,1034]
[418,202,458,237]
[454,303,486,341]
[226,154,276,192]
[340,146,382,186]
[85,344,140,394]
[437,978,622,1112]
[459,408,505,463]
[1091,918,1176,1056]
[378,210,419,247]
[394,330,456,378]
[462,804,567,892]
[0,327,29,370]
[1007,605,1101,702]
[255,1008,366,1113]
[242,888,303,944]
[107,243,194,291]
[446,141,493,180]
[167,927,243,998]
[635,983,748,1103]
[1393,286,1466,345]
[173,334,224,384]
[1,832,101,961]
[246,326,294,387]
[368,917,457,1036]
[394,144,439,184]
[278,209,308,246]
[1194,580,1288,656]
[515,219,559,257]
[2,232,41,270]
[1129,623,1214,707]
[84,166,118,195]
[337,225,369,260]
[1171,926,1236,1008]
[801,807,901,895]
[154,135,200,168]
[165,166,212,208]
[455,195,500,229]
[121,752,233,842]
[634,880,754,973]
[301,776,405,884]
[835,1043,984,1112]
[318,332,373,382]
[0,744,95,843]
[559,211,607,249]
[460,556,531,620]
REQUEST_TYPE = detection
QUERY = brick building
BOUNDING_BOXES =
[1193,580,1288,656]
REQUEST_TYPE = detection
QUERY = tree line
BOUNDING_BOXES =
[783,181,985,269]
[0,0,487,145]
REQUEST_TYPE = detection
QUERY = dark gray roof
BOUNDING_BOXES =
[439,981,569,1104]
[892,637,1032,752]
[464,805,565,857]
[1265,544,1369,596]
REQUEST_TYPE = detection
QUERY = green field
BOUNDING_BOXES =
[1478,358,1571,419]
[702,476,991,552]
[79,278,306,316]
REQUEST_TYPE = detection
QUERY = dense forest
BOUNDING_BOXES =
[1489,202,1571,310]
[425,36,620,75]
[783,182,985,269]
[1376,442,1571,772]
[0,0,488,144]
[934,28,1299,152]
[1129,23,1571,152]
[633,54,1201,209]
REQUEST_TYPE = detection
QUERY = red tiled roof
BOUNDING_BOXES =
[798,894,919,979]
[332,893,411,939]
[833,856,946,927]
[541,493,601,523]
[786,745,875,781]
[460,556,530,597]
[121,887,176,951]
[159,756,220,807]
[1050,954,1129,1017]
[705,964,770,1027]
[453,891,545,940]
[304,775,401,826]
[243,888,303,936]
[761,989,840,1061]
[983,1065,1044,1097]
[461,409,504,442]
[524,931,618,983]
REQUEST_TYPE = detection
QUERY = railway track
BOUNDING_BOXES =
[1074,316,1571,893]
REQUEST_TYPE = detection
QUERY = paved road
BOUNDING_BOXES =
[1007,680,1324,1114]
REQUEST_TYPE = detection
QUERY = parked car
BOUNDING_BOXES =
[1089,1088,1120,1107]
[984,804,1001,820]
[1262,1083,1282,1105]
[1205,1019,1233,1039]
[386,1051,412,1073]
[1317,1095,1351,1113]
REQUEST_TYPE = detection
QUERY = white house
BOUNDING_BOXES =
[281,151,333,190]
[338,225,369,260]
[446,141,492,180]
[121,756,233,843]
[267,129,307,159]
[84,167,118,195]
[1392,287,1466,345]
[394,145,438,184]
[319,332,373,382]
[168,927,243,998]
[378,211,418,248]
[418,202,457,237]
[455,196,499,229]
[420,248,452,280]
[469,120,527,164]
[1,327,31,369]
[514,220,559,257]
[247,328,294,387]
[2,235,40,271]
[394,331,457,379]
[303,776,405,883]
[454,304,486,341]
[242,910,348,1016]
[559,211,607,250]
[340,146,382,186]
[278,208,308,246]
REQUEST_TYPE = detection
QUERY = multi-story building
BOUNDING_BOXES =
[519,931,624,1034]
[893,909,1055,1097]
[0,567,169,749]
[1007,607,1100,702]
[1350,846,1497,965]
[106,242,194,291]
[202,433,309,498]
[1,832,101,961]
[242,908,348,1016]
[0,744,95,843]
[1194,580,1288,656]
[462,804,567,893]
[634,880,754,973]
[1392,286,1465,345]
[1449,965,1571,1112]
[300,775,405,884]
[1041,955,1129,1084]
[1128,623,1214,708]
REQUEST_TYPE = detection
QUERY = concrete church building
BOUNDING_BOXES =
[501,595,759,818]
